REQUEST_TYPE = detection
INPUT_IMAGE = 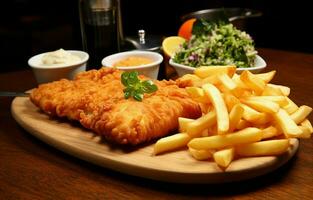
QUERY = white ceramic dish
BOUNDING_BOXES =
[28,50,89,84]
[101,51,163,79]
[169,55,267,77]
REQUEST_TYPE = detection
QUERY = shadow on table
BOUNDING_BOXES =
[119,156,297,197]
[14,124,297,197]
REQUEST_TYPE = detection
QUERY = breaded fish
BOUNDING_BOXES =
[30,68,201,145]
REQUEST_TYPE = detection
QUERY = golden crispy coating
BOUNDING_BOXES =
[30,68,201,145]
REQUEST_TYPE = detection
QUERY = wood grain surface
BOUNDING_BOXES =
[1,48,313,199]
[10,96,299,184]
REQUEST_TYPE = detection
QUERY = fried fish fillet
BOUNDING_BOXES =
[30,68,201,145]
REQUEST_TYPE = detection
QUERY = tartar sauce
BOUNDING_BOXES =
[41,49,81,65]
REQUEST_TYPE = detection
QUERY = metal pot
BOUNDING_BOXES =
[123,30,162,52]
[181,8,262,30]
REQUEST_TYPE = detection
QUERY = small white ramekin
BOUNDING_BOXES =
[101,50,163,79]
[28,50,89,84]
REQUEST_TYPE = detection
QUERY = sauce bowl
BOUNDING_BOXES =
[101,51,163,79]
[28,50,89,84]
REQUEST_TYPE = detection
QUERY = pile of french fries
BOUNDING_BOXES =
[154,65,313,169]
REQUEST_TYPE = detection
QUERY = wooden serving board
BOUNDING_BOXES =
[11,96,299,184]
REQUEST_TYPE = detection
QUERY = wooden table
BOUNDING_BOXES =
[1,48,313,199]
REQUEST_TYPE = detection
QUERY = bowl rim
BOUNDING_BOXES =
[169,55,266,71]
[28,50,89,69]
[101,50,163,69]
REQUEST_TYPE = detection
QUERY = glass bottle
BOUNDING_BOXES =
[79,0,122,69]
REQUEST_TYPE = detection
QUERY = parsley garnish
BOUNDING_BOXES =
[121,71,158,101]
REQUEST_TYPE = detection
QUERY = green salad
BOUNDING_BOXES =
[173,20,257,68]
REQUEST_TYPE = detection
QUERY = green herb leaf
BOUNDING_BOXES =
[133,92,143,101]
[121,71,158,101]
[141,80,158,93]
[121,71,140,86]
[123,88,131,99]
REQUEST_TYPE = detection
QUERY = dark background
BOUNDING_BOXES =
[0,0,312,72]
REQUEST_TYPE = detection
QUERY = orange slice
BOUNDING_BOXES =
[178,18,196,40]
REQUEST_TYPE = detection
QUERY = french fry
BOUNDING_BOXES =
[301,119,313,133]
[243,96,288,107]
[261,126,282,139]
[261,85,285,96]
[178,74,203,87]
[240,70,266,95]
[240,102,272,125]
[236,119,251,130]
[298,119,313,139]
[267,83,290,96]
[223,93,241,111]
[202,83,229,134]
[229,104,244,132]
[200,75,220,85]
[255,70,276,83]
[186,87,209,103]
[186,111,216,138]
[217,73,238,92]
[178,117,195,132]
[154,67,312,170]
[199,103,212,114]
[194,65,236,79]
[283,97,299,114]
[236,139,290,156]
[213,148,235,168]
[240,103,267,122]
[298,126,312,138]
[241,98,280,114]
[188,127,262,150]
[274,109,302,137]
[201,129,210,137]
[154,133,191,155]
[232,73,249,89]
[206,125,218,135]
[290,105,312,124]
[254,113,272,125]
[189,148,214,160]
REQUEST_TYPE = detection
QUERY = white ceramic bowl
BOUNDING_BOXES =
[101,51,163,79]
[169,55,267,77]
[28,50,89,84]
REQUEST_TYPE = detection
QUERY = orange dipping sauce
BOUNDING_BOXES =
[113,56,153,67]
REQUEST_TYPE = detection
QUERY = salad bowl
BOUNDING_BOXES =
[169,55,266,77]
[171,18,266,77]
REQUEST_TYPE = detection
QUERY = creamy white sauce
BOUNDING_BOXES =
[41,49,81,66]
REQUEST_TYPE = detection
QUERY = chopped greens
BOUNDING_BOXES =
[173,19,257,68]
[121,71,158,101]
